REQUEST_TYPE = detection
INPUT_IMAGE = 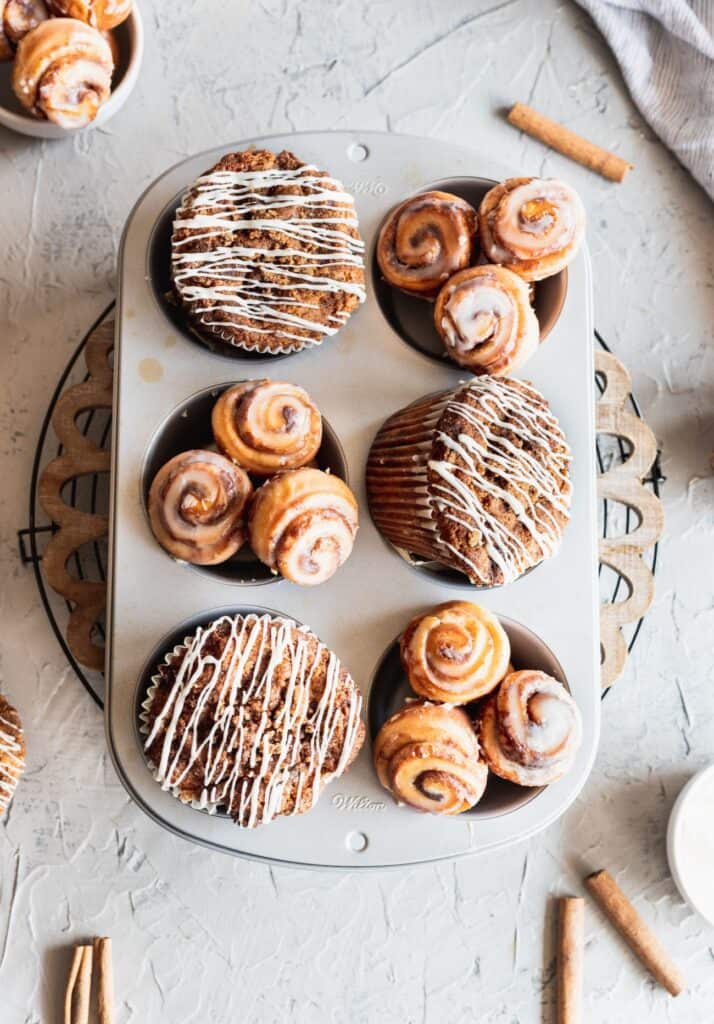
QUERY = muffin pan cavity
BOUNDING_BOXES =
[368,614,567,819]
[371,175,567,367]
[141,381,349,585]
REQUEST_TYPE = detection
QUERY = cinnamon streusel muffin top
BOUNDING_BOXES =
[0,694,25,818]
[427,376,571,586]
[170,149,366,354]
[142,613,365,828]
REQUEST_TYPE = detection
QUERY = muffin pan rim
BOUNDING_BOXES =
[108,125,598,864]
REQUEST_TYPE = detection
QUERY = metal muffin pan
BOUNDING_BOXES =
[108,131,599,869]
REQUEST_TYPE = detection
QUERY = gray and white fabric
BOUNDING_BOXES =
[576,0,714,199]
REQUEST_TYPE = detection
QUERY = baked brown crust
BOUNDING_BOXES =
[170,149,366,354]
[428,378,571,585]
[142,613,365,828]
[0,694,25,817]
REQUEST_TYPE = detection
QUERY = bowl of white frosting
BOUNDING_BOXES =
[667,764,714,926]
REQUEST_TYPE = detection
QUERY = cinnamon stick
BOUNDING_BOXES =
[64,945,93,1024]
[507,102,633,183]
[557,897,584,1024]
[585,870,684,996]
[94,936,114,1024]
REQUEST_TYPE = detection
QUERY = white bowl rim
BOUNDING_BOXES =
[0,3,144,137]
[666,762,714,926]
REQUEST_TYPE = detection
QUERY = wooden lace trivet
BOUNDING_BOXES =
[36,320,664,689]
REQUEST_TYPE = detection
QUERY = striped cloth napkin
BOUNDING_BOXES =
[577,0,714,199]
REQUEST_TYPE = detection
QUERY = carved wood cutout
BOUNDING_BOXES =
[37,320,114,671]
[34,323,663,690]
[595,350,664,690]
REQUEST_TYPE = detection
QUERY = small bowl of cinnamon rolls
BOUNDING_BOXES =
[374,175,584,375]
[370,600,583,818]
[0,0,142,138]
[142,378,359,587]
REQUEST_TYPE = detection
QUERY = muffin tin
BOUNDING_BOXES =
[108,131,599,868]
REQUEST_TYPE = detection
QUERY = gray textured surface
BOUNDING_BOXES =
[0,1,712,1020]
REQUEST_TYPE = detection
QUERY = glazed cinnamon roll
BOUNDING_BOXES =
[12,18,114,128]
[377,191,477,298]
[212,380,322,477]
[401,601,511,704]
[373,702,487,815]
[478,670,582,787]
[434,265,539,375]
[0,0,48,58]
[47,0,132,29]
[148,450,253,566]
[249,468,358,585]
[479,177,585,282]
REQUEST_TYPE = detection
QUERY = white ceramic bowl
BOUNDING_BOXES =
[666,763,714,926]
[0,4,143,139]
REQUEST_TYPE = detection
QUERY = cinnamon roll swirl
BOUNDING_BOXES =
[148,450,253,566]
[47,0,132,29]
[478,670,582,787]
[373,702,487,815]
[401,601,511,704]
[377,191,477,298]
[12,18,114,128]
[434,265,539,375]
[249,468,358,585]
[0,0,48,58]
[479,177,585,282]
[212,380,322,477]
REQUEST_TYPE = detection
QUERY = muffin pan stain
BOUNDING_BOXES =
[108,132,599,868]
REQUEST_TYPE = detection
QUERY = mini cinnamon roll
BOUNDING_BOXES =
[478,670,582,787]
[434,265,539,375]
[377,191,477,298]
[249,468,358,585]
[47,0,132,29]
[148,450,253,566]
[401,601,511,704]
[212,380,322,477]
[12,18,114,129]
[0,0,48,58]
[374,701,487,815]
[0,694,25,817]
[479,177,585,282]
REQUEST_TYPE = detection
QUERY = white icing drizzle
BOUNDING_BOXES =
[428,378,571,584]
[0,712,24,813]
[143,614,363,828]
[172,166,366,345]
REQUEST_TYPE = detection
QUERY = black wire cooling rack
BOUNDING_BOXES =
[18,304,663,709]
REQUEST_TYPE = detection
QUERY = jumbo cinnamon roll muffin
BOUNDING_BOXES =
[212,379,322,476]
[401,601,510,704]
[148,450,253,565]
[478,670,582,786]
[12,17,114,128]
[479,177,585,282]
[141,613,365,828]
[366,376,571,586]
[373,701,487,814]
[0,694,25,817]
[249,468,358,585]
[376,191,477,298]
[170,149,366,354]
[434,265,539,375]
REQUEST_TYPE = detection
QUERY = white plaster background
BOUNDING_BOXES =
[1,1,713,1021]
